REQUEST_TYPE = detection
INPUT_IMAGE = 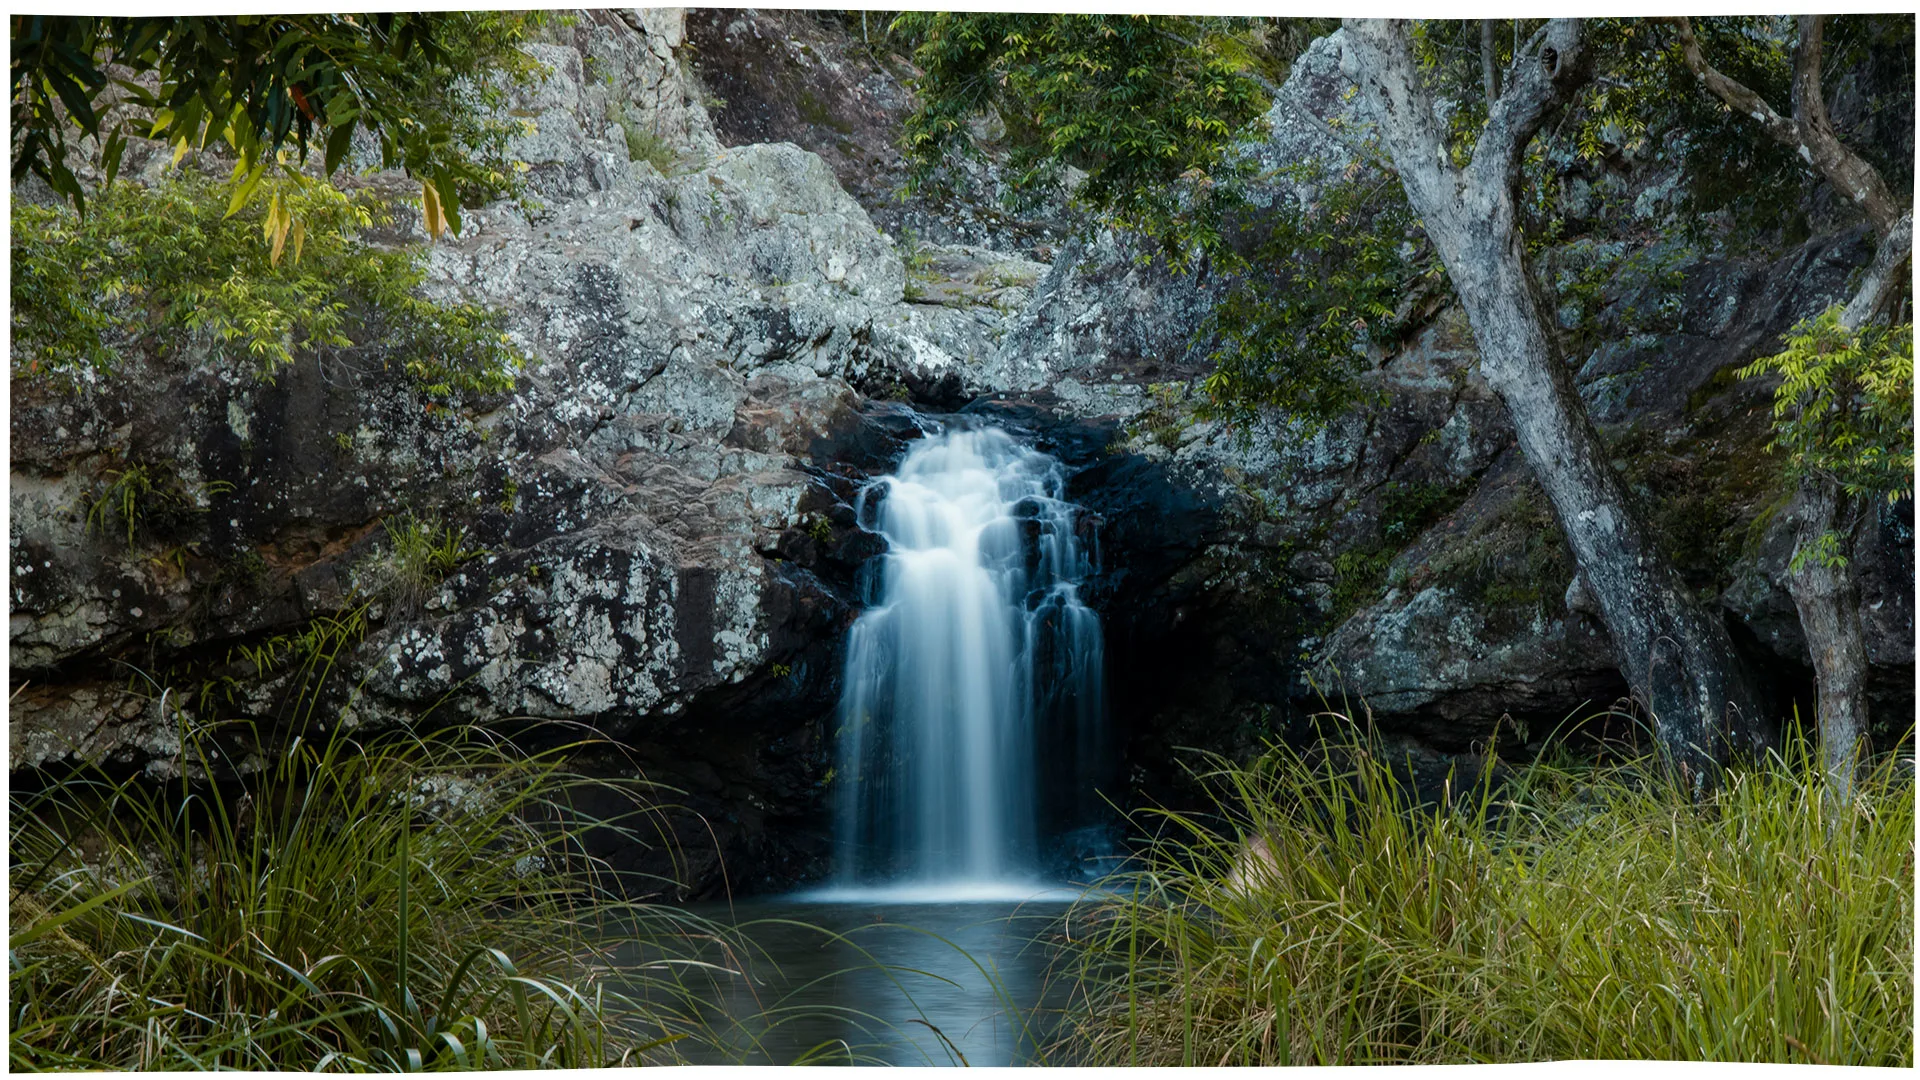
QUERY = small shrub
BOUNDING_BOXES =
[1127,382,1194,453]
[611,102,680,175]
[12,174,521,396]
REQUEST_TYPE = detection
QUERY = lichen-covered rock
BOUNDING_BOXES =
[9,16,987,897]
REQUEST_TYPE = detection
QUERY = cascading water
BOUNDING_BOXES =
[833,425,1105,892]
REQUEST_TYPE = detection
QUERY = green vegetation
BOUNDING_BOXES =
[1327,478,1473,622]
[231,606,369,699]
[610,101,679,175]
[83,463,232,547]
[1129,383,1195,453]
[11,13,547,234]
[1741,307,1914,540]
[1608,420,1793,596]
[897,14,1274,242]
[363,513,486,618]
[1198,162,1429,429]
[897,228,939,303]
[1060,726,1914,1066]
[9,714,724,1069]
[12,174,520,392]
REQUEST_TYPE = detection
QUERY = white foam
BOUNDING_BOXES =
[791,880,1088,905]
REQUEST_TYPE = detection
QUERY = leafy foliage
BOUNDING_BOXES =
[10,13,547,234]
[896,13,1275,252]
[1739,306,1915,505]
[1199,162,1432,428]
[11,174,520,394]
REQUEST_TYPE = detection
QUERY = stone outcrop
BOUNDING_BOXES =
[10,10,1018,895]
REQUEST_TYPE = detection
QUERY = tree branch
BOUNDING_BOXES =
[1670,15,1901,237]
[1480,20,1500,105]
[1790,15,1832,138]
[1470,19,1590,194]
[1669,16,1799,145]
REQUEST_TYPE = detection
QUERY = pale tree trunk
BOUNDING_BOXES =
[1340,19,1762,790]
[1784,479,1868,808]
[1673,15,1913,801]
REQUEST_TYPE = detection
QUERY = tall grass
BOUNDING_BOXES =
[9,708,738,1070]
[1059,723,1914,1066]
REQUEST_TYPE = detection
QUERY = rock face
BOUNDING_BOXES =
[684,8,1074,257]
[10,11,999,896]
[11,15,1913,895]
[978,31,1911,800]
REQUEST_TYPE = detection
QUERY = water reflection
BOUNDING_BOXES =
[605,897,1079,1066]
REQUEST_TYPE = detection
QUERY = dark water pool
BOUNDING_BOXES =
[604,888,1089,1065]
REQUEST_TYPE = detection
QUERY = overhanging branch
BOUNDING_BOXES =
[1670,15,1902,237]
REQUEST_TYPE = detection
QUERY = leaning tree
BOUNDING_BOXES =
[1338,19,1763,790]
[1672,14,1914,804]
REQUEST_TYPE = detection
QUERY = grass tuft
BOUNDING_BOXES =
[9,707,739,1070]
[1058,721,1914,1066]
[361,512,484,619]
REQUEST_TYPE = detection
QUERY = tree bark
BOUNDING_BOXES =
[1784,479,1868,807]
[1480,20,1501,105]
[1671,14,1912,802]
[1341,19,1763,790]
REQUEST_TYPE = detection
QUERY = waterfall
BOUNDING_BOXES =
[833,424,1105,890]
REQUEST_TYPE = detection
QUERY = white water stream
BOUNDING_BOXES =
[830,425,1104,894]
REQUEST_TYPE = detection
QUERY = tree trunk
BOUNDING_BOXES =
[1791,227,1905,805]
[1785,479,1869,805]
[1341,19,1763,790]
[1480,20,1501,105]
[1435,197,1756,787]
[1671,14,1909,804]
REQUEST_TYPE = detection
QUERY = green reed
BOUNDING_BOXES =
[1058,722,1913,1066]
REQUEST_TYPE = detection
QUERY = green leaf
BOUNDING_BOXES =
[324,118,358,175]
[12,879,147,948]
[100,125,128,187]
